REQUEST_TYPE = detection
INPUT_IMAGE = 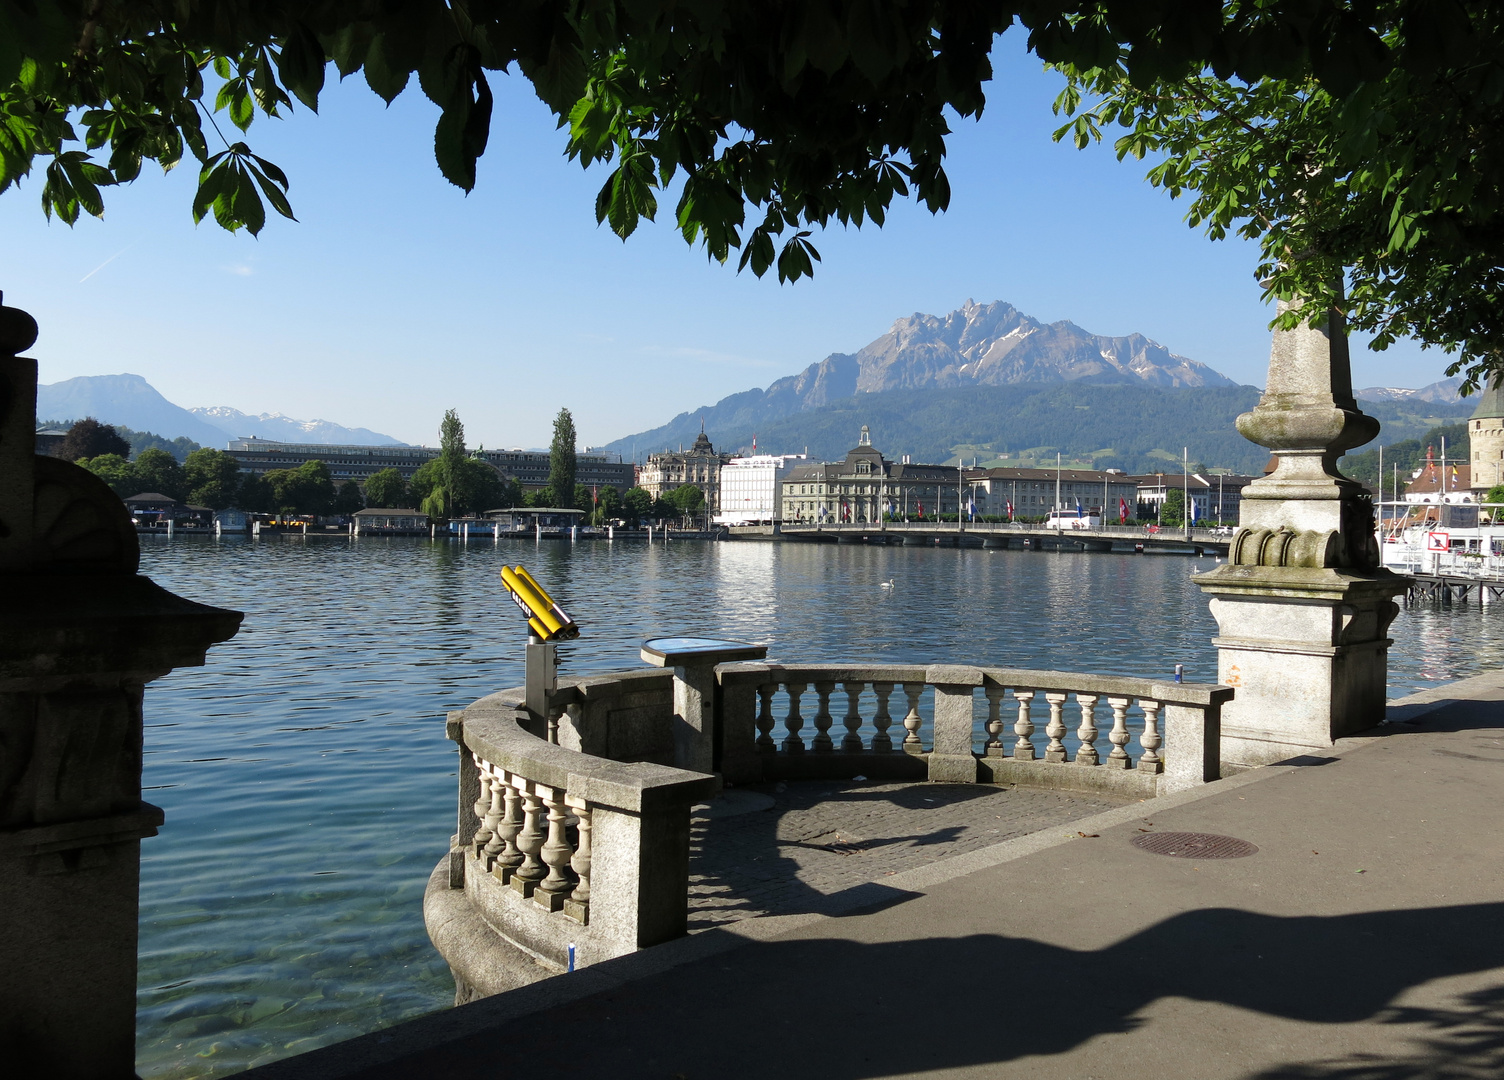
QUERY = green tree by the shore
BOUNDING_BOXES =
[333,480,365,515]
[76,453,135,497]
[621,487,653,526]
[184,448,242,509]
[549,410,577,510]
[264,460,335,517]
[60,418,130,462]
[132,448,187,500]
[364,468,408,509]
[1161,489,1185,527]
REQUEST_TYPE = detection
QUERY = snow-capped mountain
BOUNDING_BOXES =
[37,373,405,448]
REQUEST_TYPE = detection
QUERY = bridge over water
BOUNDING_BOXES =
[770,521,1233,555]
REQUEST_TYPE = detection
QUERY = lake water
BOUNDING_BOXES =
[133,535,1504,1077]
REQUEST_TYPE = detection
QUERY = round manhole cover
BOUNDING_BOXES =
[1130,831,1259,859]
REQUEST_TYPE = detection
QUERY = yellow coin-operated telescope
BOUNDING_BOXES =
[500,565,579,727]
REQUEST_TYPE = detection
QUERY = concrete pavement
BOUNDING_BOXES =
[246,669,1504,1080]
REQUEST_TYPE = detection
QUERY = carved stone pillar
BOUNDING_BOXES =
[1195,301,1408,766]
[0,295,241,1078]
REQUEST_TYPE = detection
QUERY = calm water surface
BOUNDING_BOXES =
[134,536,1504,1077]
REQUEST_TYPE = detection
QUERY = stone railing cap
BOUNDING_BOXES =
[459,690,719,812]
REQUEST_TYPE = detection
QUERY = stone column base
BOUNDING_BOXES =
[1196,565,1407,767]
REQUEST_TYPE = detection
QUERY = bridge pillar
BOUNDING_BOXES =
[1195,300,1409,767]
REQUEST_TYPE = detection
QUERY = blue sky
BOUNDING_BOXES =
[0,35,1449,450]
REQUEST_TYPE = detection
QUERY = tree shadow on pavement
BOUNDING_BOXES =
[1248,984,1504,1080]
[355,901,1504,1080]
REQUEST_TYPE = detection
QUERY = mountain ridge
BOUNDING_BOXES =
[37,374,406,447]
[606,299,1239,458]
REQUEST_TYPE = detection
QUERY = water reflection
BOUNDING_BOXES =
[133,535,1495,1077]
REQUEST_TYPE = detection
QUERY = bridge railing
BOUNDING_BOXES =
[717,663,1231,799]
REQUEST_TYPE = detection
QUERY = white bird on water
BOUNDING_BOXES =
[880,578,896,589]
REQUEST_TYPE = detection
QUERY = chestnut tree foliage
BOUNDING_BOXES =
[1,2,1500,379]
[1052,4,1504,389]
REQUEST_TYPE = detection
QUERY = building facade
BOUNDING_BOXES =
[975,467,1140,521]
[224,438,634,493]
[638,428,733,511]
[715,454,807,525]
[777,427,1141,523]
[1129,473,1256,524]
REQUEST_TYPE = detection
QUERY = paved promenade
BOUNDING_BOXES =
[688,780,1127,930]
[248,669,1504,1080]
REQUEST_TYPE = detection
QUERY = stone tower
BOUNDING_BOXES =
[1469,376,1504,494]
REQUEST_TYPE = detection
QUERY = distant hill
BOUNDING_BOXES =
[38,374,231,448]
[665,382,1266,475]
[1356,377,1466,405]
[36,373,406,448]
[605,299,1238,460]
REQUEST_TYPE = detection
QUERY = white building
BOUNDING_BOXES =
[715,453,807,525]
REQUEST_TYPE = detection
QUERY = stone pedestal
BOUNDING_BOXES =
[1195,300,1407,766]
[1199,567,1400,765]
[639,637,767,775]
[0,298,241,1078]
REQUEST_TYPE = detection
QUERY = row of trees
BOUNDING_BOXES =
[65,412,657,521]
[77,446,365,517]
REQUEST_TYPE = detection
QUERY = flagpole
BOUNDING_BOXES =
[1183,446,1190,540]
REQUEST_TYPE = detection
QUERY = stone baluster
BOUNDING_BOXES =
[1075,693,1100,765]
[901,682,925,751]
[1106,697,1132,768]
[811,681,836,751]
[1012,690,1036,760]
[480,766,508,869]
[983,685,1007,754]
[494,779,525,881]
[1139,699,1164,772]
[534,785,576,911]
[840,682,865,751]
[510,780,547,897]
[756,684,778,752]
[565,797,592,924]
[782,682,807,753]
[546,708,560,745]
[471,755,496,857]
[870,682,895,751]
[1044,692,1069,762]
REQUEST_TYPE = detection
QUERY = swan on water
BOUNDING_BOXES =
[880,579,896,589]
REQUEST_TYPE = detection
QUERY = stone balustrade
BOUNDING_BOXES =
[717,664,1232,798]
[430,685,716,1001]
[426,658,1230,999]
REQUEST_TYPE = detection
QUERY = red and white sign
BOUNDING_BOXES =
[1426,531,1451,552]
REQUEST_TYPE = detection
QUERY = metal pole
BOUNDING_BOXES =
[958,460,963,533]
[1183,446,1190,539]
[1055,452,1061,520]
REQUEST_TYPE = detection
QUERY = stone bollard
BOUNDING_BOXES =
[0,296,241,1078]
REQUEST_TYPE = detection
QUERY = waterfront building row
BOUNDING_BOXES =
[223,438,635,493]
[770,426,1251,524]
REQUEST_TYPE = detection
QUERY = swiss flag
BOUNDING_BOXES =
[1119,498,1129,524]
